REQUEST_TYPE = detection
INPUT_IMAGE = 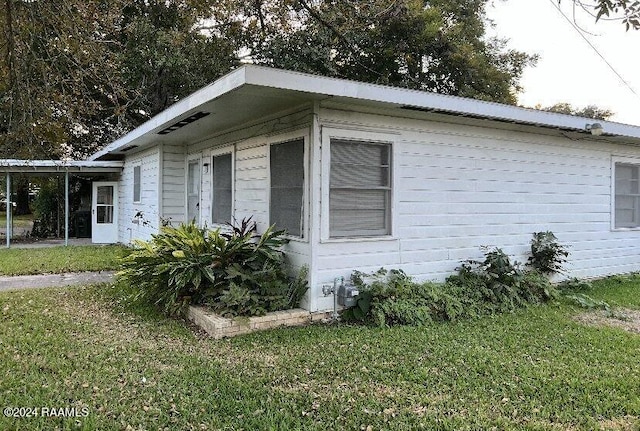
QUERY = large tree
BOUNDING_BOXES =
[207,0,536,104]
[1,0,535,162]
[0,0,238,160]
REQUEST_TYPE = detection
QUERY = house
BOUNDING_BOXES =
[86,65,640,312]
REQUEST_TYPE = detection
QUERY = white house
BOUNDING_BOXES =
[87,65,640,312]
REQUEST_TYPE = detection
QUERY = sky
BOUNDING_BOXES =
[485,0,640,126]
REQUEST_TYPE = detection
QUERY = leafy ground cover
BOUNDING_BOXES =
[1,276,639,430]
[0,245,129,276]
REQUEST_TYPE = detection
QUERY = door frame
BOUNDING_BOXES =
[91,181,119,244]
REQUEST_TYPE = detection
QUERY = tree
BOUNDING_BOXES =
[0,0,238,160]
[537,102,614,120]
[563,0,640,30]
[207,0,536,104]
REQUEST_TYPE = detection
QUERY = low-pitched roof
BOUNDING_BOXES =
[90,65,640,161]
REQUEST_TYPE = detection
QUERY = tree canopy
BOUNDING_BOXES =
[1,0,536,160]
[537,102,614,120]
[563,0,640,30]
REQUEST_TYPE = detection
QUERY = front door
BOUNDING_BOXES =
[92,182,118,243]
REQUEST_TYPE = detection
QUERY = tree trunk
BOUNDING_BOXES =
[14,176,31,215]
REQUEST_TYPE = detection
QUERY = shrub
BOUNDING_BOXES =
[117,218,308,317]
[528,231,569,275]
[346,247,559,327]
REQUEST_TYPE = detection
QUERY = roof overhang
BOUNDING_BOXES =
[0,159,124,174]
[89,65,640,161]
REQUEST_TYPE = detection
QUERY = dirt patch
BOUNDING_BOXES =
[574,308,640,334]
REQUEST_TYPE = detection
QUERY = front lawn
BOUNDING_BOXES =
[0,245,129,275]
[0,277,639,430]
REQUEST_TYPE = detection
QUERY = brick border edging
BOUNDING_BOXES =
[188,305,331,338]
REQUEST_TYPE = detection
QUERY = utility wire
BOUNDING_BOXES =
[548,0,639,99]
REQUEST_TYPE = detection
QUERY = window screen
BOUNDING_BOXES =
[615,163,640,228]
[330,139,391,238]
[133,165,141,202]
[212,154,232,224]
[270,139,304,237]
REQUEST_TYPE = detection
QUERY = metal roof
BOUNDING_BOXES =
[90,65,640,161]
[0,159,124,173]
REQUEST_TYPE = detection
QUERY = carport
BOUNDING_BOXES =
[0,160,124,247]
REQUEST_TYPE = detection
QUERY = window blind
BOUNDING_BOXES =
[330,139,391,237]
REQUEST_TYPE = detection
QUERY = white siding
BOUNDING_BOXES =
[161,144,186,226]
[309,107,640,311]
[119,148,160,243]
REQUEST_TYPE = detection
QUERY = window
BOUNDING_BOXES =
[187,160,200,222]
[615,163,640,228]
[212,153,232,224]
[270,139,304,237]
[133,165,141,203]
[330,139,391,238]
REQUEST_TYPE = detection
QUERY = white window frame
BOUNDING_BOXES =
[321,127,397,242]
[612,156,640,231]
[267,129,309,241]
[133,165,141,203]
[210,147,235,226]
[186,155,202,225]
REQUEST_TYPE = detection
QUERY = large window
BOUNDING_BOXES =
[133,165,141,203]
[270,139,304,237]
[615,163,640,228]
[212,153,232,224]
[330,139,391,238]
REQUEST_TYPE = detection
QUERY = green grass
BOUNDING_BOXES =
[0,211,33,229]
[0,245,129,275]
[1,277,639,430]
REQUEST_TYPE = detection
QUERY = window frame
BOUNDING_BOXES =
[210,149,234,226]
[267,130,309,241]
[321,127,397,242]
[612,156,640,231]
[133,165,141,203]
[185,155,202,225]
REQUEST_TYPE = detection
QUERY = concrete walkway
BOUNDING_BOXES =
[0,271,116,292]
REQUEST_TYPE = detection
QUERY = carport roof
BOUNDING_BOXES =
[0,159,123,174]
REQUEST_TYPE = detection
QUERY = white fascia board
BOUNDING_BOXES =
[90,65,640,161]
[0,159,124,172]
[243,66,640,139]
[88,67,249,161]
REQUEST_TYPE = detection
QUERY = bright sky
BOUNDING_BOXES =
[486,0,640,126]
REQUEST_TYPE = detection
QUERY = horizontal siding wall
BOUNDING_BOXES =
[119,147,160,244]
[161,144,186,227]
[311,107,640,310]
[189,111,314,309]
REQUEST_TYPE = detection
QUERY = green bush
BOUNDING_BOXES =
[117,218,308,317]
[527,231,569,275]
[346,247,559,327]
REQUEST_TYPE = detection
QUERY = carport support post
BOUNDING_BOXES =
[64,171,69,247]
[5,173,10,248]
